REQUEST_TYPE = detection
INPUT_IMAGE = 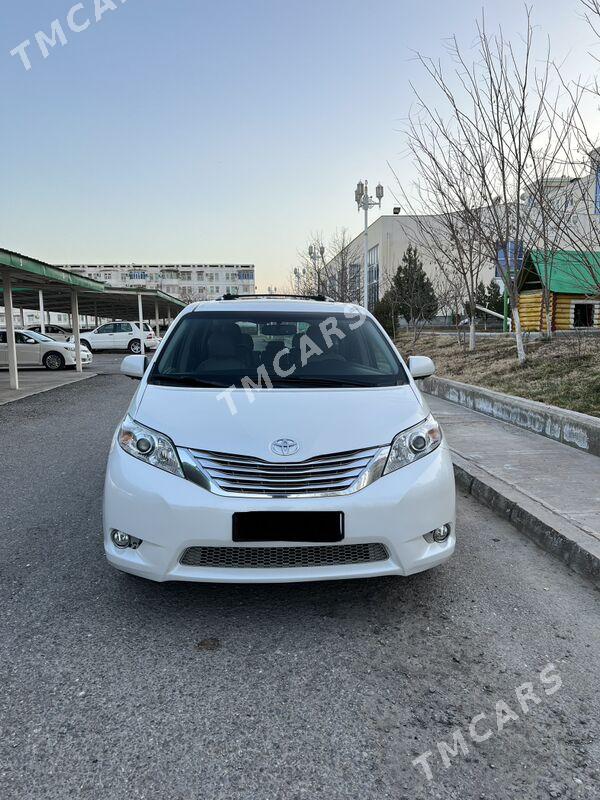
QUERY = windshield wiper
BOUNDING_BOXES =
[149,374,229,388]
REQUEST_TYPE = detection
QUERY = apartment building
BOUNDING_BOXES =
[63,263,256,302]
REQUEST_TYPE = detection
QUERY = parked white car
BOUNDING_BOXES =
[78,321,159,354]
[0,329,93,370]
[104,297,455,583]
[28,323,72,342]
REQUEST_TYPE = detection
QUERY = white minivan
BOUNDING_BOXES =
[103,297,455,583]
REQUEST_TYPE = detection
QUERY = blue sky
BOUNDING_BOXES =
[1,0,597,289]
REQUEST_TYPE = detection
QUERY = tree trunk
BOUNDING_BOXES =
[455,309,461,345]
[542,288,552,339]
[512,306,527,365]
[545,309,552,339]
[469,318,476,351]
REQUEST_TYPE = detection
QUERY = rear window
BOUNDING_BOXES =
[149,310,406,388]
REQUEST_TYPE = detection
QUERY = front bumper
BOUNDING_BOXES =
[103,439,456,583]
[63,350,93,366]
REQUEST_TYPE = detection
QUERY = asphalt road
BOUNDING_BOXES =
[89,352,135,374]
[1,363,599,800]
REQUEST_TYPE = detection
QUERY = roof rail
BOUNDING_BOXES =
[219,293,334,302]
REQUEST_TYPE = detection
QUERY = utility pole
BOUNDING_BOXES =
[355,180,383,309]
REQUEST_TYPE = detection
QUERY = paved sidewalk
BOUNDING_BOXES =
[0,369,96,405]
[427,394,600,582]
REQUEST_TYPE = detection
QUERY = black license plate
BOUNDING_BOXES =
[232,512,344,543]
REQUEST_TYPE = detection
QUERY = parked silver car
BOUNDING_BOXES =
[0,330,93,370]
[27,324,72,342]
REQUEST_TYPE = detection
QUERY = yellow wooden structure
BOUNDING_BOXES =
[517,251,600,332]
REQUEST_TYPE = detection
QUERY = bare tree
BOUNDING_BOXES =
[582,0,600,40]
[291,235,327,297]
[391,160,489,351]
[326,228,364,303]
[524,173,579,338]
[537,9,600,298]
[408,10,567,363]
[290,229,363,302]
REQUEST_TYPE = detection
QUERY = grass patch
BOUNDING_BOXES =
[395,332,600,418]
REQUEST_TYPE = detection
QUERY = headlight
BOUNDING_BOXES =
[383,415,442,475]
[118,415,183,477]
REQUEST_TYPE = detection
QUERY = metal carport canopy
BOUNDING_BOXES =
[0,249,185,318]
[76,287,186,319]
[0,248,106,390]
[0,248,185,390]
[0,248,106,306]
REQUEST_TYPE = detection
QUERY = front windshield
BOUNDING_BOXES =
[27,330,55,343]
[149,309,406,388]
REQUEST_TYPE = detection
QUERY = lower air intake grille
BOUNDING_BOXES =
[180,543,389,569]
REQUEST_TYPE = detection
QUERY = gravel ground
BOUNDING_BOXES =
[0,370,599,800]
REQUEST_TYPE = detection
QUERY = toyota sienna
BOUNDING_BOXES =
[103,296,456,582]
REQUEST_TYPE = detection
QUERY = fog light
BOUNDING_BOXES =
[111,530,131,548]
[432,524,451,543]
[110,530,142,550]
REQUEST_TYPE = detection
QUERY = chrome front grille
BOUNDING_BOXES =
[180,543,389,569]
[188,445,381,496]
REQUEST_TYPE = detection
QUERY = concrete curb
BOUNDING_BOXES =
[452,452,600,588]
[422,375,600,457]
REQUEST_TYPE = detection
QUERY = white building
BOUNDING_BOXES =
[327,213,496,311]
[63,263,256,302]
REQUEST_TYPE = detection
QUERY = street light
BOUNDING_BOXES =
[355,179,384,308]
[308,244,326,294]
[293,267,306,293]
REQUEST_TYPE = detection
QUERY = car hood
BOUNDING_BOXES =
[45,341,73,351]
[134,384,428,459]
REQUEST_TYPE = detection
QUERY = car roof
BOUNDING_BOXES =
[188,298,368,315]
[1,329,48,336]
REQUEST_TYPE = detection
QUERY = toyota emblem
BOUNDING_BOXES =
[270,438,299,457]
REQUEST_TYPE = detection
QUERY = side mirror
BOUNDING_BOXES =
[408,355,436,379]
[121,354,148,380]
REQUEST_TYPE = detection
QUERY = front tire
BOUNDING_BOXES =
[128,339,142,354]
[43,352,65,371]
[81,339,92,353]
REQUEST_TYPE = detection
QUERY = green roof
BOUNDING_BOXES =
[0,248,105,292]
[526,250,600,295]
